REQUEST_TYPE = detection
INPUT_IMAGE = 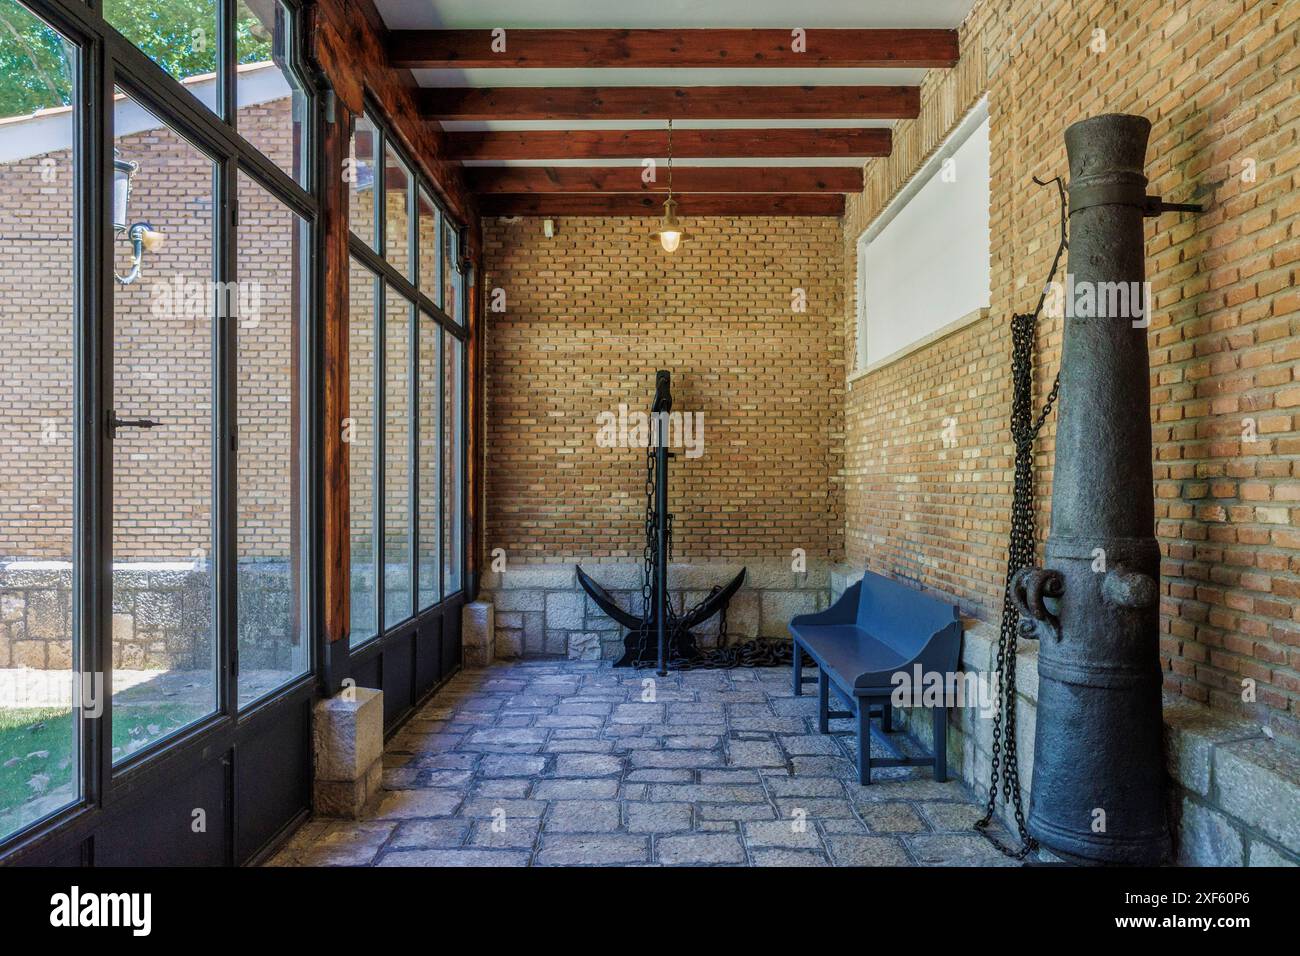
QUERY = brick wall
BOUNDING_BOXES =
[0,95,299,562]
[843,0,1300,738]
[481,216,845,564]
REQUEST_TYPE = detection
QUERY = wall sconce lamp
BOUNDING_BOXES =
[113,152,165,285]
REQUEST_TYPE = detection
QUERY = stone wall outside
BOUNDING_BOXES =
[0,563,302,672]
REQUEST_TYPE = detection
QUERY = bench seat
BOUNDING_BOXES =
[788,571,963,785]
[789,624,909,689]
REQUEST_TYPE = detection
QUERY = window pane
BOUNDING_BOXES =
[110,89,218,762]
[384,289,412,628]
[442,220,459,323]
[0,0,79,841]
[417,188,439,301]
[443,332,462,595]
[236,172,307,707]
[348,114,376,249]
[104,0,219,116]
[417,313,440,609]
[236,0,307,185]
[348,258,376,646]
[383,145,411,277]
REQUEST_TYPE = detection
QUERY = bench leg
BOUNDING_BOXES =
[792,641,803,697]
[817,668,829,735]
[932,704,948,782]
[857,699,872,785]
[881,700,893,733]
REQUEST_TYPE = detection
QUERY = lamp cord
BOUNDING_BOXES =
[667,118,674,200]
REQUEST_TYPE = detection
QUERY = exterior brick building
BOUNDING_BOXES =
[0,67,303,671]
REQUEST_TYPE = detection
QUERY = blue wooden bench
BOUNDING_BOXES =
[789,571,963,785]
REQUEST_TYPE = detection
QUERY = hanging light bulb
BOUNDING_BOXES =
[651,118,686,253]
[655,198,683,253]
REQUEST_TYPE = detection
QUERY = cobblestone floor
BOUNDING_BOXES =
[269,659,1019,867]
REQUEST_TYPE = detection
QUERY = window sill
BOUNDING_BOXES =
[848,306,989,385]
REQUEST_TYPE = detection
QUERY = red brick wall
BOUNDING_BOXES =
[481,216,845,563]
[843,0,1300,737]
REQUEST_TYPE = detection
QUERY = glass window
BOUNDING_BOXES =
[345,112,467,638]
[235,171,308,707]
[442,220,460,324]
[104,0,219,116]
[384,288,413,628]
[443,331,463,595]
[348,113,376,249]
[417,188,439,301]
[348,258,377,645]
[0,0,80,841]
[856,111,990,368]
[383,144,411,278]
[110,88,219,763]
[235,0,307,185]
[417,313,441,610]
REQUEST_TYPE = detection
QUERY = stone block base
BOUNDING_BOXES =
[462,600,495,666]
[312,686,383,819]
[480,559,830,659]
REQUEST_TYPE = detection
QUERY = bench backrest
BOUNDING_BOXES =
[855,571,959,657]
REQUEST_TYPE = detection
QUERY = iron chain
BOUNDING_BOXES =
[975,176,1068,861]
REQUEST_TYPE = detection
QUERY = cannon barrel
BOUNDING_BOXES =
[1014,114,1170,865]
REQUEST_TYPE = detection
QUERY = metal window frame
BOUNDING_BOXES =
[344,101,468,660]
[0,0,321,861]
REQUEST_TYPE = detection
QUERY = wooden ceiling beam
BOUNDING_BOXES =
[466,166,863,193]
[390,28,958,69]
[446,127,891,160]
[479,193,845,217]
[423,85,919,121]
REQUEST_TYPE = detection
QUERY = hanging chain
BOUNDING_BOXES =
[666,118,674,200]
[634,440,655,665]
[975,175,1067,861]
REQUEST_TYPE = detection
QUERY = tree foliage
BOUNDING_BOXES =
[0,0,274,119]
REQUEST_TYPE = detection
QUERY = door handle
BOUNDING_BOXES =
[109,410,165,436]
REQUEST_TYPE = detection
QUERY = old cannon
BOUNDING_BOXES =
[1012,114,1199,865]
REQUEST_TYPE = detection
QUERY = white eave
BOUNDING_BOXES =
[0,61,290,164]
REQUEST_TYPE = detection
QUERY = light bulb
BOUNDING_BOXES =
[659,230,682,253]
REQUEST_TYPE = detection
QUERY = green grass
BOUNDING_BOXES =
[0,707,76,837]
[0,701,203,838]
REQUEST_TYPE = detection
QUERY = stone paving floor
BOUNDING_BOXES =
[268,658,1019,867]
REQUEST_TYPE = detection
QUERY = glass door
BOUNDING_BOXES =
[0,0,83,842]
[108,86,220,764]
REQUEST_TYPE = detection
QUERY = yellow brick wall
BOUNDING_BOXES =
[481,216,845,563]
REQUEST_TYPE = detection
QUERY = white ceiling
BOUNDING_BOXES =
[373,0,978,30]
[373,0,977,165]
[412,67,928,88]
